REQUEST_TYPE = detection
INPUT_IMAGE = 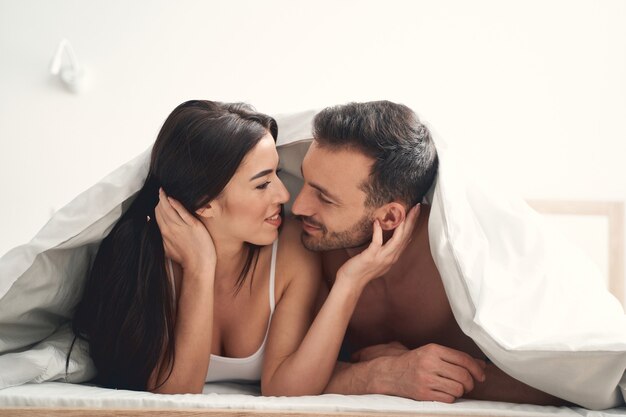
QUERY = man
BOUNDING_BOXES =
[291,101,564,404]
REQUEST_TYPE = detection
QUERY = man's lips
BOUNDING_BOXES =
[301,219,321,233]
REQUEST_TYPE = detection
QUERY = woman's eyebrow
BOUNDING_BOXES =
[249,159,281,181]
[249,169,274,181]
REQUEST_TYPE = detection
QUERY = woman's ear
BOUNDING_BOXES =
[375,202,406,231]
[195,203,215,219]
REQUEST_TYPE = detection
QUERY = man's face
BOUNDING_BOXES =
[292,141,376,251]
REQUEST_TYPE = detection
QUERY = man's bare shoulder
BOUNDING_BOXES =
[277,216,322,284]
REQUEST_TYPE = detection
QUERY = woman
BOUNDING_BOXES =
[71,100,418,395]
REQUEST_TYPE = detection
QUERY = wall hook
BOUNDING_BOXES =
[49,39,88,93]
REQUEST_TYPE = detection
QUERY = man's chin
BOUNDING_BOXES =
[300,231,369,252]
[300,233,337,252]
[300,233,324,251]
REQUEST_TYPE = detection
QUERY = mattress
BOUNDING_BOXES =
[0,382,625,416]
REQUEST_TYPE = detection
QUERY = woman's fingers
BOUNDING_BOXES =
[154,201,165,227]
[166,194,197,226]
[372,219,383,247]
[158,188,184,225]
[380,204,420,257]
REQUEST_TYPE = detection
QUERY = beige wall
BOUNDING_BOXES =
[1,0,625,300]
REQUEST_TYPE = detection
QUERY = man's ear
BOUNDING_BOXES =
[375,202,406,231]
[195,202,215,219]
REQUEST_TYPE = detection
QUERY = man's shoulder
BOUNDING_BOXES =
[277,216,322,276]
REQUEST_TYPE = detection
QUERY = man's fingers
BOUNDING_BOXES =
[440,347,486,383]
[436,361,475,393]
[425,389,456,404]
[430,376,465,399]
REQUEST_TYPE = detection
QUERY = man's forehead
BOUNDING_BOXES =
[302,142,373,195]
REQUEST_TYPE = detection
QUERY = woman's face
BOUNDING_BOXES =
[208,132,289,246]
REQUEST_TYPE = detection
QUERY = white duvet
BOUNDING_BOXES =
[0,109,624,411]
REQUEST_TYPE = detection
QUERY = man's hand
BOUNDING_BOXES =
[336,204,420,289]
[369,343,486,403]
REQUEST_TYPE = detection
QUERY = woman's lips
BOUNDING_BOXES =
[265,213,282,227]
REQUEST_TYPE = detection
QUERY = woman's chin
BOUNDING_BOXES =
[246,230,279,247]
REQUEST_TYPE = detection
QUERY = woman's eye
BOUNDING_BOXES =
[276,168,283,174]
[256,181,271,190]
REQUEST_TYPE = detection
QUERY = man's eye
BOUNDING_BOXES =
[317,193,332,204]
[256,181,271,190]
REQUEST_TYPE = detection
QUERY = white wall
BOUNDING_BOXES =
[1,0,625,298]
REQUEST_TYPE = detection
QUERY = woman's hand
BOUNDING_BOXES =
[154,188,217,275]
[336,204,420,289]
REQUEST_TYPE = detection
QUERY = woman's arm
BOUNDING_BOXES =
[148,190,217,394]
[261,206,419,396]
[148,267,215,393]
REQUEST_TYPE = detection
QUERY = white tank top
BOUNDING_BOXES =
[167,240,277,383]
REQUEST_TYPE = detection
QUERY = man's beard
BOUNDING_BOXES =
[299,212,374,251]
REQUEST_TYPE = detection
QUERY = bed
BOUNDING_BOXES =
[1,379,625,417]
[1,111,625,416]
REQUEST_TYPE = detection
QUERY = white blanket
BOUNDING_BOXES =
[0,109,624,411]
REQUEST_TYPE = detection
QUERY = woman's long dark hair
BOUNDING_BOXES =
[68,100,278,391]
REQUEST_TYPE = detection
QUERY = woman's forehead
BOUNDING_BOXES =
[236,134,278,174]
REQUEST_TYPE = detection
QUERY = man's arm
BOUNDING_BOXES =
[324,344,487,404]
[466,363,569,405]
[326,342,569,406]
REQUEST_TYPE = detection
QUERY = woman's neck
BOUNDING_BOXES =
[212,236,250,288]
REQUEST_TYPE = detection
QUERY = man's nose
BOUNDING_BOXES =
[291,188,311,216]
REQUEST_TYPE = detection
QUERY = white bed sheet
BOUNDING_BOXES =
[0,382,625,417]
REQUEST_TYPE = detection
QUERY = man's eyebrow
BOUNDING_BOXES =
[300,165,342,203]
